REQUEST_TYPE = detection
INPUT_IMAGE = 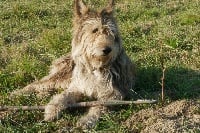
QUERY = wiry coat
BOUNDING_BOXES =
[11,0,135,129]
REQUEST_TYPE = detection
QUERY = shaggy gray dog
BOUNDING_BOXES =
[12,0,135,129]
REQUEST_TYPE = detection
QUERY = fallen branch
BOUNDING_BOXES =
[0,99,157,111]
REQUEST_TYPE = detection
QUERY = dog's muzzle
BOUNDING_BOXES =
[102,46,112,56]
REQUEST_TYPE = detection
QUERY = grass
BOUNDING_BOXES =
[0,0,200,132]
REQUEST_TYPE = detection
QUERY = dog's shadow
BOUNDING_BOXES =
[133,66,200,100]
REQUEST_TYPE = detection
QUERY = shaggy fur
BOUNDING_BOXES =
[11,0,135,129]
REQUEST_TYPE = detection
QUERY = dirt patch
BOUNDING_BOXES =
[125,100,200,133]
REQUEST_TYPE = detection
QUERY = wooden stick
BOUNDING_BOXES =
[0,99,157,111]
[161,67,166,102]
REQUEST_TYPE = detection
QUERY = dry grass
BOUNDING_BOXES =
[0,0,199,132]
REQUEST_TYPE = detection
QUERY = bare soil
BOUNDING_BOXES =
[125,100,200,133]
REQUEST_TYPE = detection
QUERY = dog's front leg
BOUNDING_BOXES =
[44,89,83,121]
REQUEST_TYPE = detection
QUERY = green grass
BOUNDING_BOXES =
[0,0,200,132]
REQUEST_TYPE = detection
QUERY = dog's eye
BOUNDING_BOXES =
[92,28,98,33]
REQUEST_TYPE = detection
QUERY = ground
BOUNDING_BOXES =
[0,0,199,132]
[126,100,200,132]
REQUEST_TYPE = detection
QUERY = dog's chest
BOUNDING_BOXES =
[72,68,113,97]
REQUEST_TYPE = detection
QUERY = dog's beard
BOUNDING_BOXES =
[90,55,113,69]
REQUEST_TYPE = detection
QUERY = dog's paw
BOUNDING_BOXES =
[76,115,97,129]
[44,104,61,121]
[10,85,35,98]
[10,89,25,98]
[10,90,19,97]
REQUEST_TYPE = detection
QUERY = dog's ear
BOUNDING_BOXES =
[100,0,115,17]
[74,0,89,17]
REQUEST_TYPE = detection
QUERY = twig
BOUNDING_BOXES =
[0,99,157,111]
[159,38,166,103]
[160,45,166,102]
[161,67,166,102]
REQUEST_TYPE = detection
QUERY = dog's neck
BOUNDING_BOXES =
[73,57,122,84]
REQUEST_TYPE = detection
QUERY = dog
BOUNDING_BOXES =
[11,0,135,129]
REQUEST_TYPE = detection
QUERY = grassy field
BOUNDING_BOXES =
[0,0,199,132]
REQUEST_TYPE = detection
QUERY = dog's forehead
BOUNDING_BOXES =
[81,9,111,22]
[83,17,101,26]
[82,13,113,26]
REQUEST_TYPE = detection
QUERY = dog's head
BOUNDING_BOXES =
[71,0,122,69]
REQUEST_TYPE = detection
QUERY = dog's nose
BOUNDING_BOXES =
[103,46,112,55]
